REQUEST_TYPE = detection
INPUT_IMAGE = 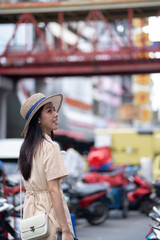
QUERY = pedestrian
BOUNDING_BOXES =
[18,93,75,240]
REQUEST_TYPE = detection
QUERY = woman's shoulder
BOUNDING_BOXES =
[41,138,62,161]
[42,136,60,151]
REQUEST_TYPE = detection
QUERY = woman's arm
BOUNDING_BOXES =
[48,179,74,240]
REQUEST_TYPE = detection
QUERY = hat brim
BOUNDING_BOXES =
[21,94,63,137]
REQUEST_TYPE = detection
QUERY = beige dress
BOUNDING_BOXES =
[23,134,74,240]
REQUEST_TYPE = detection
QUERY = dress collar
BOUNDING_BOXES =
[43,133,52,141]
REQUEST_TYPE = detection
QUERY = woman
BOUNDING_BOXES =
[19,93,74,240]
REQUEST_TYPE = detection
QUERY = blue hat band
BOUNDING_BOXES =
[25,97,46,120]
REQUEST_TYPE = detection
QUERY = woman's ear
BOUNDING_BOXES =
[38,118,41,124]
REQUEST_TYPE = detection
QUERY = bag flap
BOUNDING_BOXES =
[20,213,47,233]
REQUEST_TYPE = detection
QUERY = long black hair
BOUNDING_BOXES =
[18,106,44,180]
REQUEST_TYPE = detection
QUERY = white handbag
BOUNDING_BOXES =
[20,213,49,240]
[19,175,50,240]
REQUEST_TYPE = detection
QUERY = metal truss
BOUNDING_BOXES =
[1,8,160,77]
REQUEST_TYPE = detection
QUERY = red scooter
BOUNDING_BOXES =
[83,165,153,215]
[126,171,152,214]
[83,168,129,217]
[62,179,111,225]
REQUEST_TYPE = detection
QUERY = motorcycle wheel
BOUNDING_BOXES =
[85,200,109,225]
[139,198,153,215]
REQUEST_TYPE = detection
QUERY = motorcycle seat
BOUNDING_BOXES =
[101,169,122,177]
[76,183,107,198]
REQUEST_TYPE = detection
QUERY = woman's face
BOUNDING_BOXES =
[38,102,58,135]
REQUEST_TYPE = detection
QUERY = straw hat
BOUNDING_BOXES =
[20,93,63,137]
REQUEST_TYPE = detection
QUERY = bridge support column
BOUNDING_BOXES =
[0,76,13,138]
[36,78,48,95]
[0,91,7,138]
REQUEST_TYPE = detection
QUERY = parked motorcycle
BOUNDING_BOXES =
[146,206,160,239]
[125,167,152,214]
[149,179,160,208]
[62,177,111,225]
[83,168,129,218]
[0,160,25,232]
[0,198,20,240]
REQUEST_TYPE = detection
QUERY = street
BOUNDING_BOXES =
[76,210,150,240]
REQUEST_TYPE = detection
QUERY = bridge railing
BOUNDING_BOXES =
[0,0,81,4]
[0,0,59,3]
[0,10,160,66]
[1,41,159,67]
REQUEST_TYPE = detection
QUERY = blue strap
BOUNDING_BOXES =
[25,97,46,120]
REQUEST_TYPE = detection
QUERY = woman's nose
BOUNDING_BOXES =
[54,111,58,117]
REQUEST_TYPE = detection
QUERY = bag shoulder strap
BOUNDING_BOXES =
[20,174,23,219]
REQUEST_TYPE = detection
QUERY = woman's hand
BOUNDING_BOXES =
[62,231,74,240]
